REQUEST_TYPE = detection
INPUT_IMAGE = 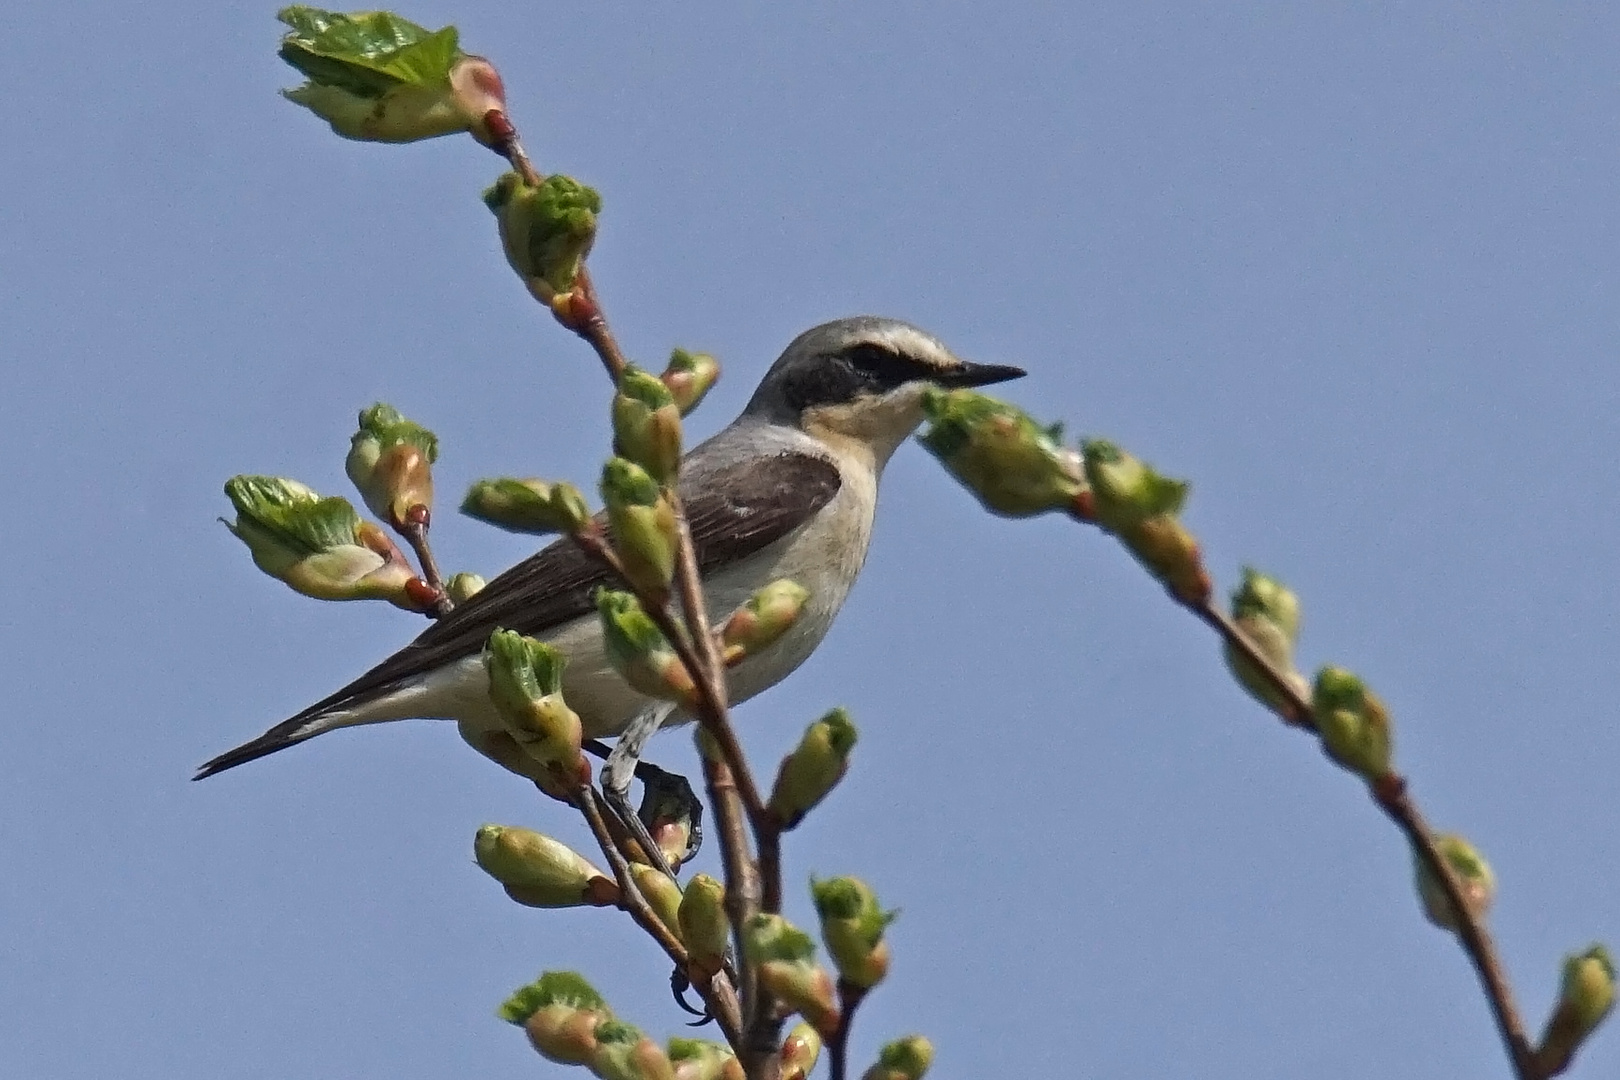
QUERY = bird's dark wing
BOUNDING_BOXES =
[195,449,841,778]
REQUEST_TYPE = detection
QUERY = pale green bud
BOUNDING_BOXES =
[720,579,810,665]
[661,349,721,416]
[462,477,591,535]
[1223,568,1309,716]
[667,1038,743,1080]
[601,458,679,595]
[500,971,613,1066]
[1534,945,1616,1076]
[1080,439,1188,531]
[1413,833,1494,933]
[812,876,898,989]
[677,874,730,979]
[483,630,584,774]
[1312,667,1394,782]
[780,1022,823,1080]
[597,590,696,703]
[612,367,683,485]
[591,1020,676,1080]
[344,403,438,527]
[917,389,1086,517]
[277,8,508,144]
[222,476,420,608]
[861,1036,934,1080]
[474,825,618,908]
[630,863,684,935]
[483,171,602,298]
[743,913,839,1035]
[445,572,486,602]
[768,708,858,828]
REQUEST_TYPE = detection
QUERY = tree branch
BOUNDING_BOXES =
[1178,593,1538,1078]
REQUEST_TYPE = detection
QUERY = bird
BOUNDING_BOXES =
[196,315,1024,855]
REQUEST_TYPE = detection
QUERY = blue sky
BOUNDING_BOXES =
[2,2,1617,1077]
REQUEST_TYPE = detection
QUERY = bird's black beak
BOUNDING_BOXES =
[936,361,1027,389]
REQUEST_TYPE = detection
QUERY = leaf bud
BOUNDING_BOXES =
[630,863,684,936]
[1312,667,1394,782]
[779,1022,823,1080]
[667,1036,741,1080]
[601,458,679,595]
[661,349,721,415]
[277,8,506,144]
[597,590,696,703]
[1080,439,1189,531]
[720,579,811,666]
[222,476,420,608]
[1412,833,1495,933]
[482,630,585,775]
[742,914,840,1035]
[1223,568,1310,716]
[917,389,1086,517]
[1534,945,1616,1076]
[812,876,897,989]
[483,171,602,299]
[344,403,439,528]
[677,874,730,980]
[667,1038,744,1080]
[861,1036,934,1080]
[767,708,858,828]
[445,572,486,602]
[591,1020,677,1080]
[501,971,614,1065]
[474,825,619,908]
[462,477,591,535]
[612,367,683,485]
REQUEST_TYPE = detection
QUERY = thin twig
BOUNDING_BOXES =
[398,508,452,618]
[576,785,744,1045]
[502,136,775,1073]
[1178,593,1537,1079]
[828,981,869,1080]
[1375,779,1538,1077]
[487,116,630,382]
[758,826,783,915]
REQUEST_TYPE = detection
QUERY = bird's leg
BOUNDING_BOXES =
[600,703,681,879]
[636,764,704,867]
[581,738,704,865]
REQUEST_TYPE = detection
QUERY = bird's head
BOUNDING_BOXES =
[745,316,1025,469]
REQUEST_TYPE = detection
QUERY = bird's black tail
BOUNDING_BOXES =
[193,715,325,780]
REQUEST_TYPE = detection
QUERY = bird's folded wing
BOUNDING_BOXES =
[287,450,843,717]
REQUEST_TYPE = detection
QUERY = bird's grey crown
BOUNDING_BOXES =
[742,316,958,423]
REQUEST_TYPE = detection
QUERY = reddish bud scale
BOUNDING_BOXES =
[483,109,516,146]
[584,876,622,907]
[403,577,442,611]
[404,502,430,527]
[1070,489,1097,521]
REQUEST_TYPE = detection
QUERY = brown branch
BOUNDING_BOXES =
[575,785,744,1046]
[397,506,453,618]
[494,138,777,1070]
[486,114,630,383]
[1375,779,1538,1077]
[827,981,869,1080]
[1175,593,1539,1078]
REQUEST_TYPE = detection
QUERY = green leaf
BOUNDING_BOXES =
[497,970,609,1025]
[354,402,439,460]
[224,476,360,555]
[277,7,461,98]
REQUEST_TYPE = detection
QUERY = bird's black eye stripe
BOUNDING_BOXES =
[843,343,932,390]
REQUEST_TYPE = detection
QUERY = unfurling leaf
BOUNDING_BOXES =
[276,7,507,144]
[222,475,421,608]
